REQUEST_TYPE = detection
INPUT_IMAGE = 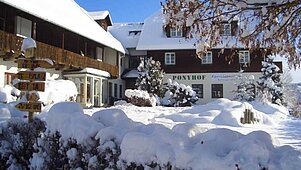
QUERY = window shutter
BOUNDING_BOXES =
[231,21,238,36]
[165,25,171,37]
[219,24,224,35]
[183,26,190,37]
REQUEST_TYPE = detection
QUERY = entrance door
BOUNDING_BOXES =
[102,79,108,105]
[94,79,101,107]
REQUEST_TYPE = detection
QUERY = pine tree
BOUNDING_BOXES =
[257,56,284,105]
[135,57,164,96]
[234,71,255,102]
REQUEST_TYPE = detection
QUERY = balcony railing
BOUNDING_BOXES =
[0,30,118,78]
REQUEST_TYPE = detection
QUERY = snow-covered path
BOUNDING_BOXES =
[271,119,301,151]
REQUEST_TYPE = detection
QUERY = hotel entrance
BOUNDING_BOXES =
[63,68,110,107]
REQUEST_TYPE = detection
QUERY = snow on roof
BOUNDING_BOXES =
[64,67,111,78]
[88,10,113,26]
[136,10,196,50]
[0,0,125,54]
[136,10,250,51]
[122,69,138,78]
[109,23,144,49]
[89,10,110,20]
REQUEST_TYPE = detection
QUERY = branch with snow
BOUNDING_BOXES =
[162,0,301,68]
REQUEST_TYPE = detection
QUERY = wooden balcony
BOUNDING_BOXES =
[0,30,119,78]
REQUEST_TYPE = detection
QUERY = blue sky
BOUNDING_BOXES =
[75,0,162,23]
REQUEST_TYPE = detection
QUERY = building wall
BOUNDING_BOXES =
[164,72,260,104]
[0,59,62,87]
[148,49,269,73]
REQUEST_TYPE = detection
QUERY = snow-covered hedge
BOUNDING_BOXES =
[161,79,198,107]
[125,89,156,107]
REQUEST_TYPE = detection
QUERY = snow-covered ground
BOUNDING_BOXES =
[1,82,301,169]
[84,99,301,151]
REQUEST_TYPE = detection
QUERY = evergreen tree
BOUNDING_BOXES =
[234,71,255,102]
[257,56,284,105]
[135,57,164,96]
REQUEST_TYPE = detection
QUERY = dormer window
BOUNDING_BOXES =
[239,50,250,63]
[170,27,183,37]
[129,30,141,36]
[223,23,231,36]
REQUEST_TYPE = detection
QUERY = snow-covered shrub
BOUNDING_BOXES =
[125,89,156,107]
[257,56,284,105]
[161,79,198,107]
[0,85,20,103]
[136,57,164,96]
[31,130,90,169]
[38,79,78,106]
[88,139,120,170]
[233,72,255,102]
[0,118,45,169]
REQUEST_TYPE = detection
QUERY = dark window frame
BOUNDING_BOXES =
[192,84,203,98]
[212,84,223,98]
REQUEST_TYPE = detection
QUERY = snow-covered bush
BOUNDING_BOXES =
[161,79,198,107]
[0,85,20,103]
[233,72,255,102]
[125,89,157,107]
[0,118,45,169]
[257,56,284,105]
[136,57,164,96]
[31,130,91,169]
[39,79,78,106]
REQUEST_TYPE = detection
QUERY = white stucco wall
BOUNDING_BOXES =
[164,72,261,104]
[0,60,61,87]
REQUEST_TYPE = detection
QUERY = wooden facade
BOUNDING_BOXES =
[0,2,119,78]
[148,49,282,74]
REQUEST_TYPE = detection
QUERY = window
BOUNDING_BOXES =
[94,79,101,107]
[192,84,203,98]
[87,77,93,103]
[239,51,250,64]
[109,82,113,97]
[165,52,176,65]
[4,72,15,85]
[170,27,182,37]
[129,30,141,36]
[119,85,123,98]
[96,47,103,61]
[223,23,231,36]
[114,83,118,98]
[16,16,32,37]
[202,52,213,64]
[212,84,223,98]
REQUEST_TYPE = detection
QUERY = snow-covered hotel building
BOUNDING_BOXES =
[0,0,282,106]
[110,10,282,104]
[0,0,127,107]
